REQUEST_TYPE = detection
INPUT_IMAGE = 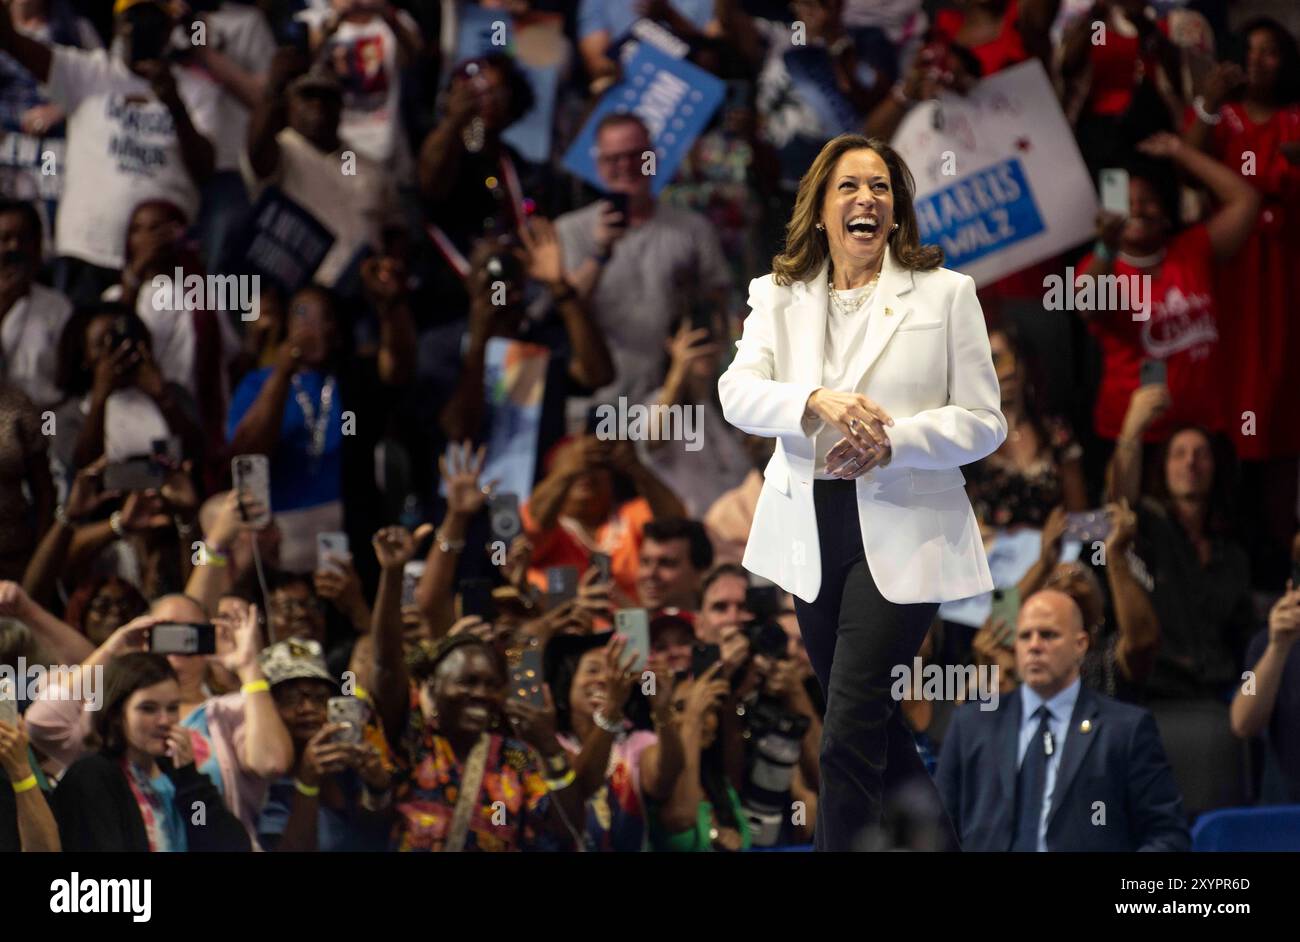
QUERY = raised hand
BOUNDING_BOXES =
[439,441,496,516]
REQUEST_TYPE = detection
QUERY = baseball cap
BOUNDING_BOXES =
[259,638,334,688]
[650,607,696,640]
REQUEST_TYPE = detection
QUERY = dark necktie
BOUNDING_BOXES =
[1012,705,1052,852]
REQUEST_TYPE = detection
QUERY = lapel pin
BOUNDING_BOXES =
[885,306,894,317]
[1080,720,1092,734]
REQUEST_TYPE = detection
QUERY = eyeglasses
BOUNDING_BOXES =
[596,149,645,167]
[89,597,137,616]
[274,688,332,709]
[270,598,323,616]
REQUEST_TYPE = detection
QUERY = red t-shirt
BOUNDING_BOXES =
[1199,102,1300,458]
[1081,224,1225,442]
[934,0,1029,78]
[1087,18,1168,116]
[520,496,653,604]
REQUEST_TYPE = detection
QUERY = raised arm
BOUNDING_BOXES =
[247,48,306,180]
[1136,132,1260,260]
[1104,384,1170,505]
[371,525,431,744]
[1103,499,1161,685]
[1230,589,1300,738]
[0,6,52,83]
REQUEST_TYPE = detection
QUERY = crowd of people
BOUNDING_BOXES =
[0,0,1298,853]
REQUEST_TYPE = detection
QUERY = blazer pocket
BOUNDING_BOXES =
[896,320,944,332]
[762,454,791,496]
[910,468,966,494]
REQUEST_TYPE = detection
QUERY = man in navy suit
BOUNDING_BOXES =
[937,590,1190,851]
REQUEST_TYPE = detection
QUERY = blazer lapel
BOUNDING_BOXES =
[789,259,829,389]
[851,246,915,387]
[1046,687,1102,833]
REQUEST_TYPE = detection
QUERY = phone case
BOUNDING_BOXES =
[231,455,272,528]
[1099,168,1129,215]
[0,679,17,727]
[614,609,650,673]
[508,644,546,708]
[327,697,367,744]
[316,532,350,573]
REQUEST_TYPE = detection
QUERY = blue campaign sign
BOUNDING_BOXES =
[562,42,725,195]
[913,157,1046,270]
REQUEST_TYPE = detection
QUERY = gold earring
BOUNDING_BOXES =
[816,223,825,232]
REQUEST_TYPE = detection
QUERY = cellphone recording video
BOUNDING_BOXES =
[103,457,165,493]
[545,566,579,605]
[1064,510,1112,545]
[150,622,218,656]
[1139,359,1167,388]
[604,191,629,222]
[402,560,426,608]
[316,532,350,575]
[690,642,721,678]
[613,608,651,673]
[231,454,272,529]
[0,678,17,728]
[489,493,522,544]
[326,697,367,745]
[507,641,546,708]
[989,588,1021,649]
[459,578,498,622]
[590,552,612,583]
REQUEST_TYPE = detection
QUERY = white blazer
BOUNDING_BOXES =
[718,248,1007,605]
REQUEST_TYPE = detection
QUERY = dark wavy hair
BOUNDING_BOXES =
[1151,424,1239,540]
[1231,17,1300,105]
[55,302,151,399]
[451,53,535,127]
[87,653,178,758]
[772,135,943,286]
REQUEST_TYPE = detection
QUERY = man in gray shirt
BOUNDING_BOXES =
[554,113,731,406]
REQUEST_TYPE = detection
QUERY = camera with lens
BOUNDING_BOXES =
[740,695,811,847]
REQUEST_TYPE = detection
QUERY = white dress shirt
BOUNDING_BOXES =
[812,280,878,477]
[1018,677,1081,852]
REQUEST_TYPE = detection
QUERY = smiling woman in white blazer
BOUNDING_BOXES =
[718,134,1006,851]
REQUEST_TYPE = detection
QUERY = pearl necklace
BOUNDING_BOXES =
[828,269,879,317]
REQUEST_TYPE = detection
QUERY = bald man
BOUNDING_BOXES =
[936,590,1189,851]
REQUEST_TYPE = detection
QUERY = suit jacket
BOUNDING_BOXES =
[717,248,1006,604]
[936,685,1191,852]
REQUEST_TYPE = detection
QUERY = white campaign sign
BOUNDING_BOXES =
[891,59,1097,287]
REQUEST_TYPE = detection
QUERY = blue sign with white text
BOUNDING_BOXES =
[913,157,1045,270]
[562,42,725,195]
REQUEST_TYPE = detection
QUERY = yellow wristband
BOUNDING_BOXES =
[543,769,576,792]
[11,774,38,794]
[241,679,270,695]
[294,779,320,797]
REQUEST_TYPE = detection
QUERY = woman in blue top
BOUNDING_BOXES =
[226,270,415,571]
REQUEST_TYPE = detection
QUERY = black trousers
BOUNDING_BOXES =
[793,478,954,851]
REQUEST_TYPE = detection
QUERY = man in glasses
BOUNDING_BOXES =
[552,113,732,407]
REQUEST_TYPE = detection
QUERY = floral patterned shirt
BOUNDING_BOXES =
[392,729,560,852]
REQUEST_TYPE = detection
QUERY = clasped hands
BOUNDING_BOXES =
[807,389,894,479]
